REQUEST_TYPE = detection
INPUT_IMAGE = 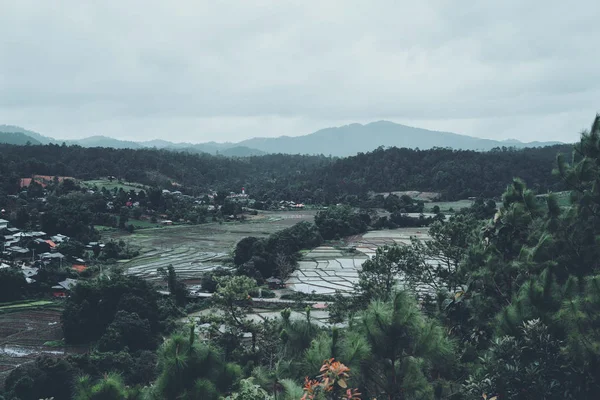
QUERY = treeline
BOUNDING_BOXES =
[0,142,570,202]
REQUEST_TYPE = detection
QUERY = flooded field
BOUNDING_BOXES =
[107,211,316,282]
[286,228,431,295]
[0,309,84,386]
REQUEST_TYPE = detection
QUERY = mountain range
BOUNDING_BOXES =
[0,122,563,157]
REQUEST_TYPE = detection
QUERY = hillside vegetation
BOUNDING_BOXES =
[0,142,570,201]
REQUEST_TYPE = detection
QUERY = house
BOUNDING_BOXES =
[34,238,51,253]
[266,277,285,289]
[39,252,65,266]
[51,278,78,298]
[50,234,69,243]
[6,246,30,259]
[20,175,77,188]
[0,219,8,230]
[72,264,87,273]
[6,227,21,234]
[21,266,39,283]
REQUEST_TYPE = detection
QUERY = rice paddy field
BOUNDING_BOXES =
[424,200,474,212]
[0,308,85,387]
[106,211,317,282]
[286,228,432,296]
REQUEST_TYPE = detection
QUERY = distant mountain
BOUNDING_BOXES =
[0,121,563,157]
[238,121,563,156]
[0,125,55,144]
[219,146,266,157]
[72,135,142,149]
[0,131,42,145]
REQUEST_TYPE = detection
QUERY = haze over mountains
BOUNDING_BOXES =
[0,122,562,157]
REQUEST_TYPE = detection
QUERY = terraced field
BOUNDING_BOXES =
[106,211,317,282]
[286,228,433,296]
[0,309,85,386]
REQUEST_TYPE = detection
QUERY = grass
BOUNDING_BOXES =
[131,220,162,229]
[0,300,55,311]
[83,179,148,192]
[424,200,474,213]
[537,191,571,208]
[43,339,65,347]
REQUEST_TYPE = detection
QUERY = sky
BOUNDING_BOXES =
[0,1,599,144]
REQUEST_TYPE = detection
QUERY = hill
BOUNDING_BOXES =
[0,125,55,144]
[0,121,563,157]
[0,141,571,201]
[218,146,266,157]
[71,135,142,149]
[0,131,42,145]
[238,121,562,156]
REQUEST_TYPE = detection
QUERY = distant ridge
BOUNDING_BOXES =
[0,121,563,157]
[237,121,563,156]
[0,131,42,145]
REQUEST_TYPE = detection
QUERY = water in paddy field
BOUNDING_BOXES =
[0,344,65,357]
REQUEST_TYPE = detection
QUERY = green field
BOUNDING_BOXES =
[0,300,55,312]
[424,200,474,213]
[105,211,317,282]
[83,179,148,192]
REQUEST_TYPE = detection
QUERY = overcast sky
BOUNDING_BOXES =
[1,1,599,143]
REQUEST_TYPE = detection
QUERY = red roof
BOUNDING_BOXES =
[45,240,57,248]
[20,175,77,188]
[72,264,87,273]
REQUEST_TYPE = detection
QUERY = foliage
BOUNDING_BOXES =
[224,378,274,400]
[4,356,75,400]
[314,206,368,240]
[0,267,28,302]
[302,359,361,400]
[464,320,577,400]
[234,221,323,280]
[352,292,456,399]
[62,273,171,347]
[149,325,241,399]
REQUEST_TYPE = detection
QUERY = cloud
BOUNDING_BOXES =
[0,0,598,143]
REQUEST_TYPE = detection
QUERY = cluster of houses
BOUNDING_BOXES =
[19,175,78,188]
[278,200,305,209]
[0,218,84,298]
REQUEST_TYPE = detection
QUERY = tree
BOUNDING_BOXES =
[464,320,575,400]
[62,273,164,345]
[314,206,367,240]
[158,265,188,306]
[234,237,260,266]
[74,373,142,400]
[0,267,28,302]
[352,292,455,399]
[97,310,156,352]
[119,206,130,229]
[224,378,273,400]
[150,325,241,400]
[4,356,75,400]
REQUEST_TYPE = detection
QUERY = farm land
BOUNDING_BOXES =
[82,179,148,193]
[0,202,468,383]
[107,211,317,283]
[0,307,85,386]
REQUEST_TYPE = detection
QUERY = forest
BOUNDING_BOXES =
[0,141,571,203]
[1,116,600,400]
